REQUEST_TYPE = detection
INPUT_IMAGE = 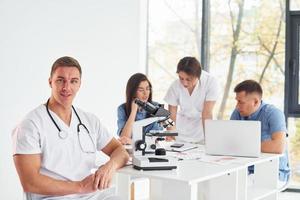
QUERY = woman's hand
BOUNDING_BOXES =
[118,99,139,140]
[118,136,132,145]
[166,136,175,141]
[131,99,139,114]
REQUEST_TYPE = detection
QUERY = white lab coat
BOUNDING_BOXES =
[164,71,219,143]
[12,104,114,200]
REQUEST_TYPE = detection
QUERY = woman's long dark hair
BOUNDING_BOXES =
[125,73,152,117]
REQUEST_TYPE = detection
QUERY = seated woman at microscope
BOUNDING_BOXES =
[117,73,163,145]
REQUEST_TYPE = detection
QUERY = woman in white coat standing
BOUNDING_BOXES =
[164,56,219,143]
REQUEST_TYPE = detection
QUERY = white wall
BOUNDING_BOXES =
[0,0,146,199]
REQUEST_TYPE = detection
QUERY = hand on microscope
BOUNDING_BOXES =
[164,119,176,141]
[118,99,139,145]
[131,99,139,113]
[165,125,176,141]
[165,136,175,141]
[118,136,132,145]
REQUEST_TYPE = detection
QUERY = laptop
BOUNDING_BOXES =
[205,120,261,157]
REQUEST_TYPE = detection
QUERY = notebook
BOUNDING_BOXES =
[205,120,261,157]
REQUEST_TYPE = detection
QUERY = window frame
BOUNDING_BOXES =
[285,1,300,117]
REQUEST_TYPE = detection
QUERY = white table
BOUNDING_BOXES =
[116,147,280,200]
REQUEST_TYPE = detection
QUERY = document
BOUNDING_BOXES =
[165,143,198,152]
[198,155,238,165]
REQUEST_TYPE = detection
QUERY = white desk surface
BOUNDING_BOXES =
[118,143,282,200]
[225,153,282,166]
[118,144,281,185]
[118,159,243,185]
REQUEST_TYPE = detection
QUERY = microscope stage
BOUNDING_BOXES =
[133,155,177,170]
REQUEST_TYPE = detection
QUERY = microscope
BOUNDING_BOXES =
[132,99,178,170]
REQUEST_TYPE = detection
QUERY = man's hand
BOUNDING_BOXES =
[118,136,132,145]
[261,132,285,154]
[94,161,116,190]
[78,174,96,194]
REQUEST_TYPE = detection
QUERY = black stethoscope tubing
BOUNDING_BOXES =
[46,99,62,133]
[46,99,91,136]
[45,99,96,153]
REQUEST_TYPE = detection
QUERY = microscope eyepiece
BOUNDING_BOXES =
[134,99,159,115]
[134,99,171,119]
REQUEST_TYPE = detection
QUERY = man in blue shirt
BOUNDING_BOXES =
[230,80,290,182]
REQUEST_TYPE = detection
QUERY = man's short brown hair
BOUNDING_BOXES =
[50,56,82,77]
[234,80,263,97]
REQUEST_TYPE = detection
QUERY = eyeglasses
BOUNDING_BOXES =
[46,99,96,153]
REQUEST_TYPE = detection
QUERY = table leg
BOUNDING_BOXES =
[202,172,238,200]
[150,179,197,200]
[116,173,131,200]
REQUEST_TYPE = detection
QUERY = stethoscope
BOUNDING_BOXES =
[46,99,96,153]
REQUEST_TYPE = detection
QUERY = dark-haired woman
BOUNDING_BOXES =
[164,56,219,143]
[117,73,162,144]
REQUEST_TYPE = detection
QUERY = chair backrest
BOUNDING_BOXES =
[23,192,32,200]
[278,136,291,192]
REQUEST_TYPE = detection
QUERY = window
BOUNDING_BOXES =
[286,0,300,189]
[286,13,300,116]
[148,0,300,188]
[148,0,285,117]
[148,0,203,100]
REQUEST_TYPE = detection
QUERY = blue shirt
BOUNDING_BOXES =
[230,101,290,181]
[117,103,163,136]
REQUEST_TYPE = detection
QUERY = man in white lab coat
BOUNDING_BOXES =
[12,56,129,200]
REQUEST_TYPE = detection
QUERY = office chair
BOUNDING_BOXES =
[278,136,291,192]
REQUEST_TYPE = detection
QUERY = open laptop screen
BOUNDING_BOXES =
[205,120,261,157]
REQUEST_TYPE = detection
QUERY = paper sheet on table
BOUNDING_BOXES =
[198,155,238,165]
[169,148,205,160]
[165,143,198,152]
